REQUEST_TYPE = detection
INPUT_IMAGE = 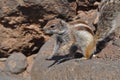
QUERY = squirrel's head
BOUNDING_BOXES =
[43,19,68,35]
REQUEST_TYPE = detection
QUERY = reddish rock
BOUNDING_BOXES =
[0,24,45,56]
[23,0,76,18]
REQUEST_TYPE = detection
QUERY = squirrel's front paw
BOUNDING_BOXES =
[46,53,59,60]
[46,56,54,60]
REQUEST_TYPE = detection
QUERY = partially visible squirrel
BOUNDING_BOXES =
[43,19,96,59]
[95,0,120,41]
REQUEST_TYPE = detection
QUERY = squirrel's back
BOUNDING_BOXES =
[72,23,96,59]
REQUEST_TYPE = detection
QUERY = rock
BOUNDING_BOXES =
[113,38,120,47]
[22,54,36,80]
[31,36,120,80]
[26,54,36,74]
[0,72,25,80]
[23,0,76,18]
[0,24,45,57]
[76,0,96,7]
[5,52,27,74]
[96,41,120,60]
[0,61,5,71]
[0,0,25,18]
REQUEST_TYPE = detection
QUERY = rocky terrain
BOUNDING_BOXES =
[0,0,119,80]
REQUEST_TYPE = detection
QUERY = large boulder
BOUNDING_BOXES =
[31,36,120,80]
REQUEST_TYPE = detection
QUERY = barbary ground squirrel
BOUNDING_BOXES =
[43,19,97,60]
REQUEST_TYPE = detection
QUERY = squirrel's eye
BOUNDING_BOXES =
[50,25,55,28]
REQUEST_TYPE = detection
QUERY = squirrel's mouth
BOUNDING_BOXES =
[44,30,53,34]
[43,29,55,35]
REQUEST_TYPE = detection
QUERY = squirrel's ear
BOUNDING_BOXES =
[60,20,68,28]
